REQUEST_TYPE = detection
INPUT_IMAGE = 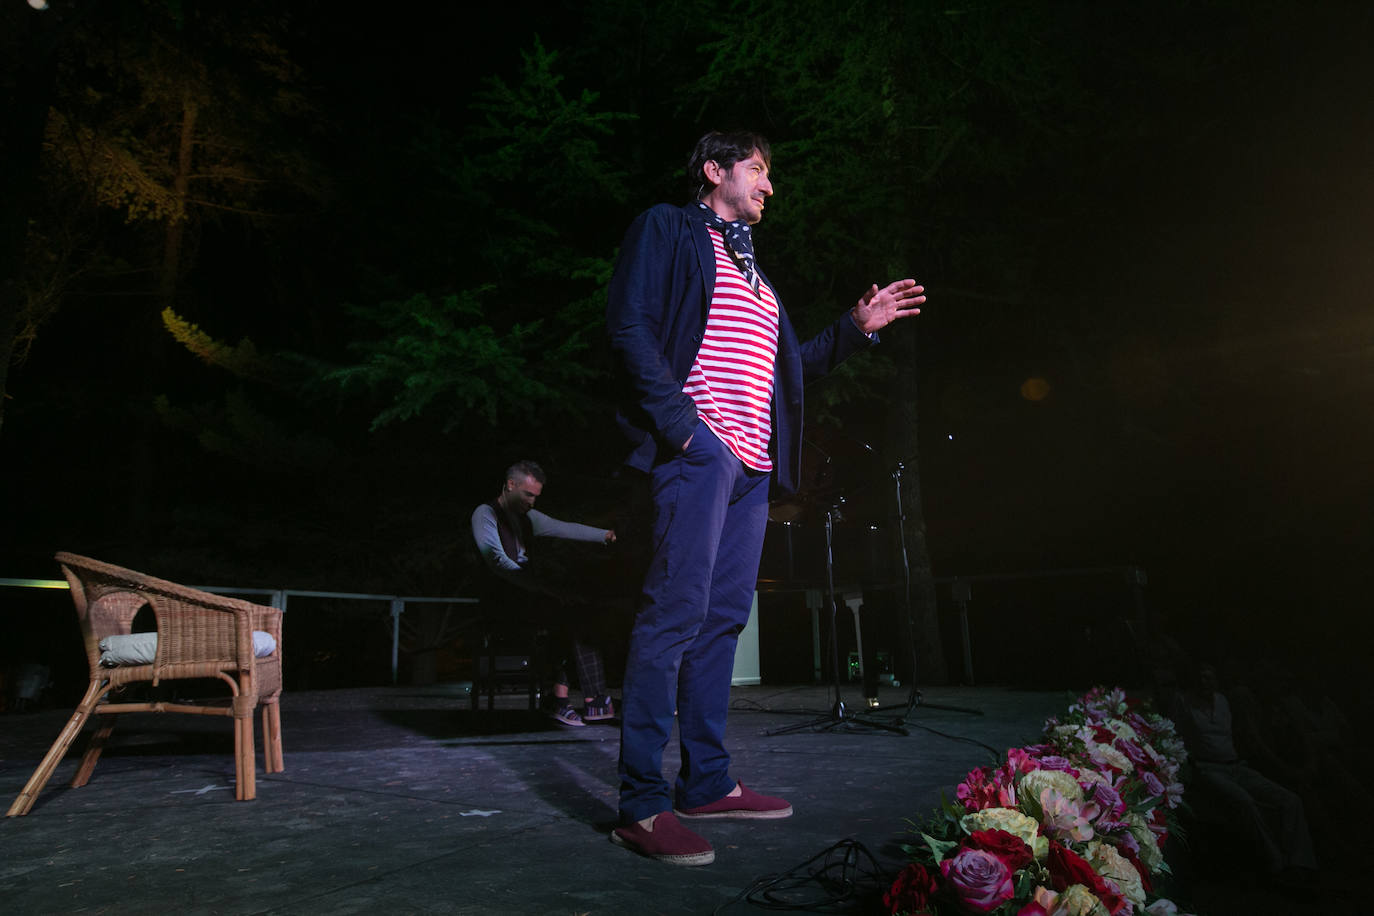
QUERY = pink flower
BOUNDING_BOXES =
[1007,746,1039,774]
[1113,737,1151,769]
[1091,781,1126,819]
[1017,887,1060,915]
[956,765,1016,812]
[1148,808,1171,844]
[1144,741,1171,771]
[940,848,1015,913]
[1040,787,1100,844]
[1115,827,1141,857]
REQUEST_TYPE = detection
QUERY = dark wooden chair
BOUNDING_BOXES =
[467,566,547,712]
[7,552,284,816]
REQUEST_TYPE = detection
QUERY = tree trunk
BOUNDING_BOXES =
[892,328,948,685]
[126,88,198,540]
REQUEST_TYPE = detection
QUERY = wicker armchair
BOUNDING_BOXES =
[7,552,284,816]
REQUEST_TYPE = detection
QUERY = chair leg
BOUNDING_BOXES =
[531,629,548,711]
[468,633,483,711]
[71,715,117,788]
[527,630,541,711]
[234,710,257,801]
[485,635,497,711]
[7,679,104,817]
[261,702,284,774]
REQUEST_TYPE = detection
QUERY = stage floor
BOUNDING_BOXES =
[0,683,1344,914]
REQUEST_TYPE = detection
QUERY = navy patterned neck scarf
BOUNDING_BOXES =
[691,200,760,295]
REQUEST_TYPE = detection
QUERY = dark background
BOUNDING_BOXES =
[2,0,1370,700]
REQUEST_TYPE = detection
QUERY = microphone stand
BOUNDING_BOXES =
[767,499,908,737]
[884,459,981,722]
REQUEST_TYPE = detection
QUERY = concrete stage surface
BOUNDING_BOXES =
[0,684,1342,914]
[0,683,1059,914]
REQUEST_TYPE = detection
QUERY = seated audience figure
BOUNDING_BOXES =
[471,460,617,726]
[1270,669,1370,834]
[1217,655,1330,841]
[1170,663,1317,882]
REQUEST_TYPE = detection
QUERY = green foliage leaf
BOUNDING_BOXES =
[921,831,958,865]
[327,289,602,433]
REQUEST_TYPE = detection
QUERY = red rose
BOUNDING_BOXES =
[966,829,1034,871]
[1121,845,1153,893]
[1045,840,1099,891]
[884,863,939,914]
[1045,841,1130,915]
[1096,884,1129,916]
[940,849,1015,913]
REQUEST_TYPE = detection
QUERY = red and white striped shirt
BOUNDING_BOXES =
[683,228,779,471]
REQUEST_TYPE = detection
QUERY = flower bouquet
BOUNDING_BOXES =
[887,687,1196,916]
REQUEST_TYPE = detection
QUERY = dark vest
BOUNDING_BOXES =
[486,498,532,566]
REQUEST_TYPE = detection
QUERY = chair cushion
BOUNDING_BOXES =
[98,631,277,667]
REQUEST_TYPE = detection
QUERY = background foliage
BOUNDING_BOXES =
[3,0,1370,688]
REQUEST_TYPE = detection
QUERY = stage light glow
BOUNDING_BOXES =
[1021,377,1051,401]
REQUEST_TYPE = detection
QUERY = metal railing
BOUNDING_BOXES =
[0,577,478,686]
[6,562,1148,690]
[936,565,1148,685]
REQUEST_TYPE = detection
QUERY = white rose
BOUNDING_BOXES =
[1126,812,1164,871]
[1075,767,1108,790]
[1021,769,1082,804]
[1105,718,1139,742]
[1057,884,1109,916]
[1090,741,1134,775]
[1085,840,1146,907]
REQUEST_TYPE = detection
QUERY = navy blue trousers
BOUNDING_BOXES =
[617,422,771,823]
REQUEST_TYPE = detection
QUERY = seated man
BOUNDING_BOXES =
[471,460,617,726]
[1170,663,1317,882]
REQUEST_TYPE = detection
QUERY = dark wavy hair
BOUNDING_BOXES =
[686,130,771,199]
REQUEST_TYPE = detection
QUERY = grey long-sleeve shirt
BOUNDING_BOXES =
[470,504,609,581]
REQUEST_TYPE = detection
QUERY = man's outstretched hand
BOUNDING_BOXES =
[851,279,925,335]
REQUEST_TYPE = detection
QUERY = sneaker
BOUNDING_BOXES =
[548,703,585,727]
[610,811,715,866]
[676,782,793,820]
[583,695,617,722]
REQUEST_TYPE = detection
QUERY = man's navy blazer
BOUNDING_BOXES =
[606,202,875,497]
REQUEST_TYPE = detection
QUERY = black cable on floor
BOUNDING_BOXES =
[713,837,892,914]
[886,719,1002,758]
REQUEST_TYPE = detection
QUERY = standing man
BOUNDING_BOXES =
[605,130,925,865]
[471,460,618,725]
